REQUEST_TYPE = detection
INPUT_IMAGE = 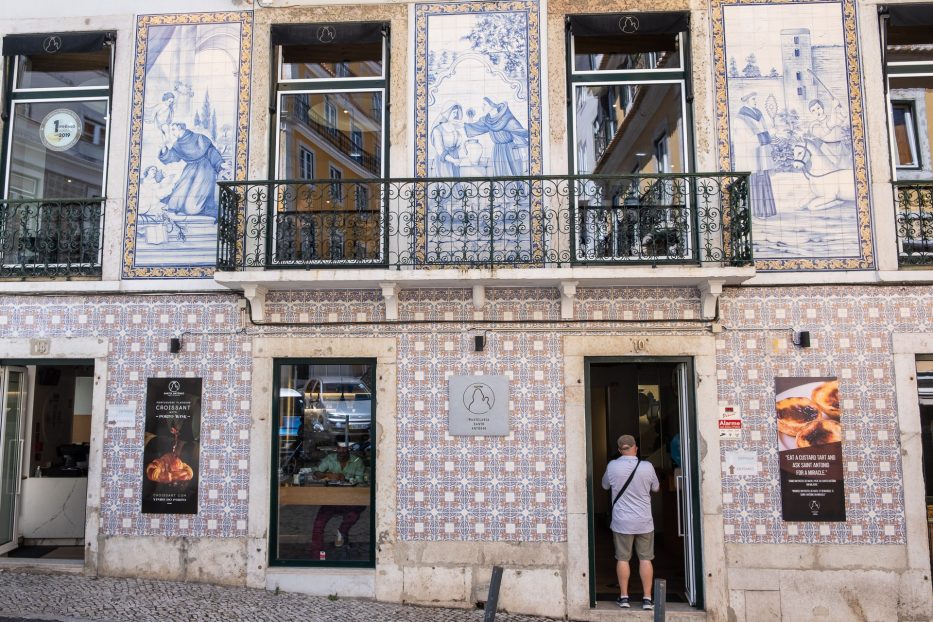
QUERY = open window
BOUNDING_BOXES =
[0,32,113,276]
[568,13,693,262]
[271,22,387,265]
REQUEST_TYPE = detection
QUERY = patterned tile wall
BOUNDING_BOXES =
[716,286,932,544]
[0,295,252,538]
[3,284,925,545]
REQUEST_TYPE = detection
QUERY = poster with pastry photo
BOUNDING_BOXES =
[142,377,202,514]
[775,376,846,522]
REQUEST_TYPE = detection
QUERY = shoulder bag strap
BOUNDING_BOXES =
[611,459,641,509]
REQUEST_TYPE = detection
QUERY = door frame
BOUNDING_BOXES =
[582,356,703,608]
[0,337,107,572]
[0,366,28,555]
[563,334,727,621]
[892,333,933,581]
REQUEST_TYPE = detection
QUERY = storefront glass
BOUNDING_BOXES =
[272,361,375,565]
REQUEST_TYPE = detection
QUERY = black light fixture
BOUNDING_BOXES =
[474,335,485,352]
[793,331,811,348]
[170,337,182,354]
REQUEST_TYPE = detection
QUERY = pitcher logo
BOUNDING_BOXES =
[168,380,181,393]
[619,16,640,34]
[317,25,336,43]
[463,382,495,415]
[809,500,820,512]
[43,35,62,53]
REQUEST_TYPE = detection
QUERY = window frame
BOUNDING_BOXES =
[883,13,933,180]
[269,357,377,569]
[276,37,387,84]
[298,146,316,180]
[2,39,114,201]
[891,99,922,169]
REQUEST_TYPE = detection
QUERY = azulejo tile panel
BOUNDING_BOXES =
[0,295,252,538]
[122,11,253,279]
[710,0,874,271]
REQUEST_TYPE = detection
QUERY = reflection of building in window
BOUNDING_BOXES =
[272,22,387,263]
[569,13,691,261]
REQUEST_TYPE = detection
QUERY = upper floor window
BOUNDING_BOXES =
[276,23,385,82]
[569,12,690,175]
[273,22,387,182]
[1,31,114,274]
[2,31,114,200]
[570,12,684,73]
[568,13,692,262]
[884,5,933,177]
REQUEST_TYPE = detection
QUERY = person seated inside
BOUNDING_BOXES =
[310,443,368,554]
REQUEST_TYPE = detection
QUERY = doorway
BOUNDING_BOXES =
[0,363,93,560]
[586,358,702,607]
[916,357,933,571]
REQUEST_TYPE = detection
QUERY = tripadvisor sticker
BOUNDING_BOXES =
[39,108,83,151]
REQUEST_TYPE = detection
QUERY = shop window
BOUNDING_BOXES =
[568,12,692,260]
[271,22,387,264]
[884,5,933,178]
[1,32,113,272]
[272,360,375,566]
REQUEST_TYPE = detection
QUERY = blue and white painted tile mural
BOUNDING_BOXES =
[712,0,874,270]
[123,12,252,279]
[414,1,542,261]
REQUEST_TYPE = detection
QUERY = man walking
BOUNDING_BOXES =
[601,434,660,610]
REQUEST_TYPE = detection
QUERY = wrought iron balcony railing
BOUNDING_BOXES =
[0,198,104,278]
[217,174,751,271]
[894,181,933,266]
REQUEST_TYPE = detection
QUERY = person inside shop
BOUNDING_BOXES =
[601,434,661,611]
[310,443,368,553]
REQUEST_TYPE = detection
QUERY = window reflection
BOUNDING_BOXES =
[275,362,374,564]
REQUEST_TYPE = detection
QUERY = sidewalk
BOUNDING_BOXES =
[0,567,563,622]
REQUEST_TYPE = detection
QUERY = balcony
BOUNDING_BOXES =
[0,198,104,279]
[214,174,754,313]
[894,181,933,267]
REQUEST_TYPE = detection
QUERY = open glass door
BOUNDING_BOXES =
[676,363,699,606]
[0,366,27,554]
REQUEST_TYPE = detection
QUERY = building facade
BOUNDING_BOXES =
[0,1,932,620]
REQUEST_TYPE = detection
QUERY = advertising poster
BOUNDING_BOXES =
[142,377,202,514]
[775,376,845,521]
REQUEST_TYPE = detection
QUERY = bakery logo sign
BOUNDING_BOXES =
[39,108,82,152]
[449,375,509,436]
[774,376,845,522]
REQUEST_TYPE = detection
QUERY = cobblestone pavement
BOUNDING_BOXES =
[0,568,567,622]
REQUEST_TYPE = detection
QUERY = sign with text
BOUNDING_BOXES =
[448,375,509,436]
[718,405,742,440]
[142,378,202,514]
[775,376,845,521]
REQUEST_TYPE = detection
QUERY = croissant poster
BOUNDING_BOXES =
[774,376,846,522]
[142,377,202,514]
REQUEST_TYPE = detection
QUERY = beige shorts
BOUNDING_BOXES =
[612,531,655,562]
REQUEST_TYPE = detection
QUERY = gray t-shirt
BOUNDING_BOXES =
[601,455,660,535]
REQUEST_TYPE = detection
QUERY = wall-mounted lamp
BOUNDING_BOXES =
[170,337,182,354]
[474,335,485,352]
[792,331,811,348]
